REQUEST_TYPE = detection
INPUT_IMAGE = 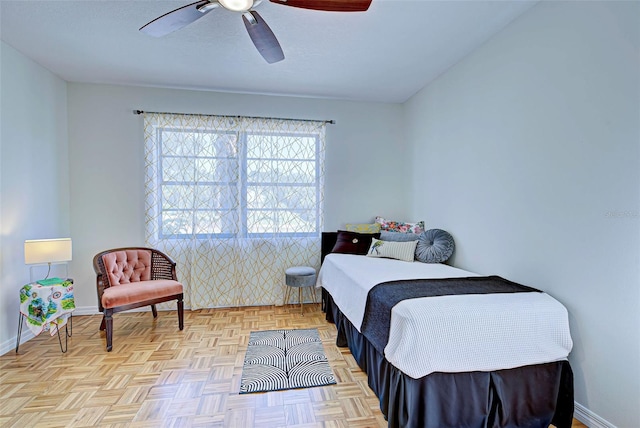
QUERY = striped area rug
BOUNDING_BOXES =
[240,328,337,394]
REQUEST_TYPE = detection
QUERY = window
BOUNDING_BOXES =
[146,115,325,239]
[144,113,326,308]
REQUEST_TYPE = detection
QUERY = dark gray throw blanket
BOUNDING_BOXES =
[360,275,542,356]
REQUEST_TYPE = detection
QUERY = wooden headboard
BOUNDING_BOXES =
[321,232,338,264]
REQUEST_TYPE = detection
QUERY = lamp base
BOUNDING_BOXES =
[29,263,69,284]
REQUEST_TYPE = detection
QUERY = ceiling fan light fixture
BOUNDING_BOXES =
[140,0,366,64]
[218,0,254,12]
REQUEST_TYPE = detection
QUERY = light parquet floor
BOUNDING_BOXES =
[1,305,587,428]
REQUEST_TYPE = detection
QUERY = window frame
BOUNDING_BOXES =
[156,126,322,240]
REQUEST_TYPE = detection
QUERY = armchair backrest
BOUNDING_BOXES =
[94,246,178,300]
[102,249,152,286]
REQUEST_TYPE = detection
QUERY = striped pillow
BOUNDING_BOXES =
[366,238,417,262]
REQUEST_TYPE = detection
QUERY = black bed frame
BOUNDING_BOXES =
[320,232,574,428]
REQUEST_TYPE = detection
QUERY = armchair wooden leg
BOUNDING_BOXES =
[151,304,158,318]
[177,298,184,331]
[105,309,113,352]
[99,315,106,331]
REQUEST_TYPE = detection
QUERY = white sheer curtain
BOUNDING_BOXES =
[143,113,325,309]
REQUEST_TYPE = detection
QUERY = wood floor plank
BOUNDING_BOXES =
[253,404,287,426]
[2,304,586,427]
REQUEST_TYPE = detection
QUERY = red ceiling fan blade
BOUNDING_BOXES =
[140,0,218,37]
[269,0,372,12]
[242,11,285,64]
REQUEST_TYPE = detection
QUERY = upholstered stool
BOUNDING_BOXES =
[284,266,317,315]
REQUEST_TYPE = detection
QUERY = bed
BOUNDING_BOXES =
[318,231,574,428]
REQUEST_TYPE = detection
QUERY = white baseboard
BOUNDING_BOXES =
[1,328,35,356]
[72,305,101,316]
[574,402,616,428]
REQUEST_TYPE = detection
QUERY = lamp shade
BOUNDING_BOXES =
[24,238,72,265]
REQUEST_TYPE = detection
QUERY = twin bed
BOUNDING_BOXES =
[317,231,574,428]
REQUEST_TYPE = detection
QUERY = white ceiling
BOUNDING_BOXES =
[0,0,538,103]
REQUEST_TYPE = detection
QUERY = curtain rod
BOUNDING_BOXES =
[133,110,335,125]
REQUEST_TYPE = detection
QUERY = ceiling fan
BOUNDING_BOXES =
[139,0,372,64]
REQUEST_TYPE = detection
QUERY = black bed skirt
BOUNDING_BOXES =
[322,288,574,428]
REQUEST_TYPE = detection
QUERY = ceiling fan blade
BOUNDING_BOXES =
[242,11,285,64]
[269,0,372,12]
[140,0,218,37]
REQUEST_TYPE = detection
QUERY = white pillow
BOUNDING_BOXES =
[366,238,417,262]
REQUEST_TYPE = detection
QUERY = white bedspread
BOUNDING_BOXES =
[317,254,573,379]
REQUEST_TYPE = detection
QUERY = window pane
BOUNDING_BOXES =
[246,134,316,160]
[247,185,316,210]
[195,185,237,209]
[247,210,277,234]
[279,209,316,233]
[162,185,195,210]
[196,158,238,182]
[247,160,315,184]
[162,131,195,156]
[163,157,195,182]
[196,132,238,157]
[194,209,238,234]
[161,210,193,235]
[247,209,316,234]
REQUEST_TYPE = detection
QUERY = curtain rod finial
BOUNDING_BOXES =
[134,109,144,115]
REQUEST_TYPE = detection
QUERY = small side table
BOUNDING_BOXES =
[16,278,75,353]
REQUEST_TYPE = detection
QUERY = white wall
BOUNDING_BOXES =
[404,1,640,427]
[67,83,407,310]
[0,42,70,351]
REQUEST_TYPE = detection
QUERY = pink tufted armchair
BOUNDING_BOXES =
[93,247,184,351]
